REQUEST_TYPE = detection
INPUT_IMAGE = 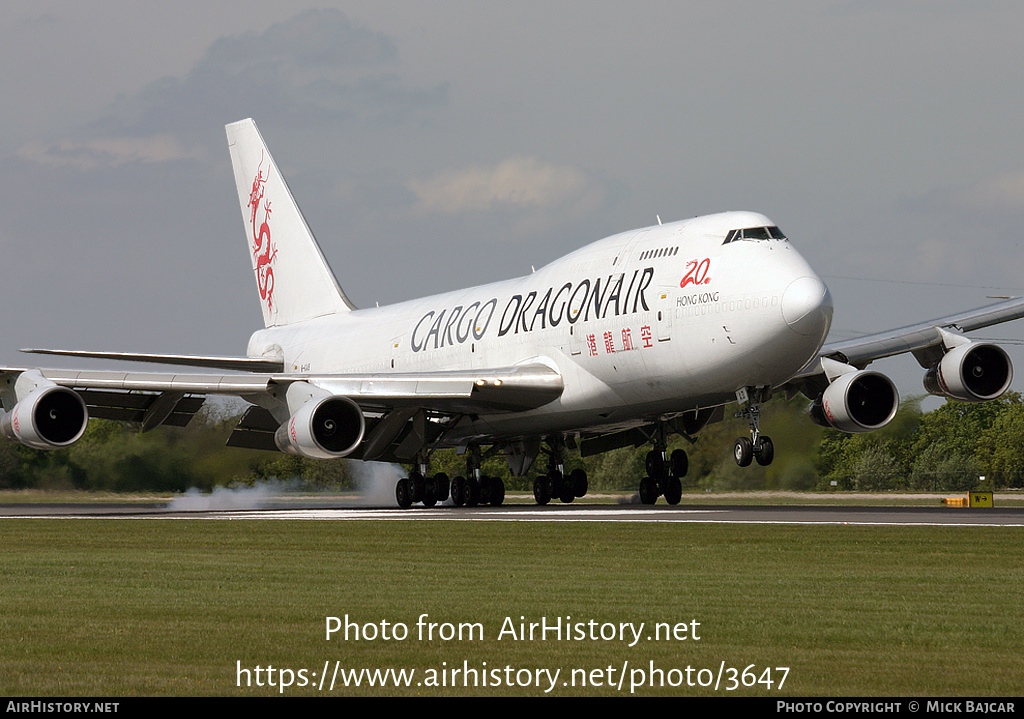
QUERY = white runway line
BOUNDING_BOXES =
[5,506,1023,527]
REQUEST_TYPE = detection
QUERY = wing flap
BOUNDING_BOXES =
[22,349,284,373]
[71,390,205,429]
[225,405,281,451]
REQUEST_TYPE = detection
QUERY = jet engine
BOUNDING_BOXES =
[923,342,1012,402]
[0,385,89,450]
[809,370,899,433]
[274,395,365,459]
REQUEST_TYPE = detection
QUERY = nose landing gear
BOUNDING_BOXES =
[734,387,774,468]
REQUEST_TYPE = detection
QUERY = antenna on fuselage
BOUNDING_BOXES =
[656,215,662,225]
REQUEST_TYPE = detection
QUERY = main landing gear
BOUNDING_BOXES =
[448,446,505,507]
[629,420,689,505]
[638,445,689,505]
[733,387,774,468]
[395,446,506,508]
[395,470,450,508]
[532,436,588,505]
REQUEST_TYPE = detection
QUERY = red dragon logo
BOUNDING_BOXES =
[248,152,278,314]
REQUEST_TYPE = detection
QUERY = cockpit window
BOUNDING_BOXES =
[723,226,788,244]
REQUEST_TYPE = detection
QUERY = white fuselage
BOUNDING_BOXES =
[247,211,833,443]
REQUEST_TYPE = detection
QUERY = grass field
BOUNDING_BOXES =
[2,517,1022,696]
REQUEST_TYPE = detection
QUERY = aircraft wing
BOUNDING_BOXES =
[786,296,1024,391]
[0,362,563,417]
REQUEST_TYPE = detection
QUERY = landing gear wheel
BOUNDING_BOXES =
[639,477,659,505]
[754,436,774,466]
[559,484,575,504]
[734,437,753,467]
[547,469,564,498]
[533,476,551,505]
[663,476,682,505]
[489,478,505,506]
[466,477,480,507]
[670,449,689,478]
[421,477,437,507]
[543,469,572,503]
[395,477,413,509]
[478,476,493,506]
[645,450,666,479]
[434,472,450,502]
[451,476,467,506]
[409,471,425,503]
[569,468,588,497]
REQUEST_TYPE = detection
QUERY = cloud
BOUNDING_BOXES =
[17,135,202,170]
[953,171,1024,212]
[97,8,446,136]
[409,156,603,214]
[201,8,398,73]
[17,9,447,170]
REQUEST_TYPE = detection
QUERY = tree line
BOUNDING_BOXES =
[1,393,1022,493]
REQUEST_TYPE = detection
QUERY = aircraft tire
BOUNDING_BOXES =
[570,468,588,497]
[489,478,505,506]
[639,477,658,505]
[734,438,753,467]
[663,476,682,505]
[422,476,437,505]
[754,436,774,466]
[670,449,689,478]
[645,450,666,479]
[548,469,564,498]
[533,476,551,505]
[409,471,425,503]
[434,472,450,502]
[451,476,467,506]
[466,477,480,507]
[396,478,413,509]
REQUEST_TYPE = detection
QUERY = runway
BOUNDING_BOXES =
[4,500,1024,527]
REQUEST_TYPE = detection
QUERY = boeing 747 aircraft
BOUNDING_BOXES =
[3,119,1022,507]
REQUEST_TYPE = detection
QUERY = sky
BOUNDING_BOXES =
[2,1,1024,403]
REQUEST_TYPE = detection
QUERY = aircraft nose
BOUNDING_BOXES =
[782,276,833,337]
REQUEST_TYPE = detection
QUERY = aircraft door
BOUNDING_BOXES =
[657,290,673,341]
[569,324,583,356]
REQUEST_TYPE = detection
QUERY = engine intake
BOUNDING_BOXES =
[809,370,899,433]
[274,395,365,459]
[0,386,89,450]
[923,342,1012,402]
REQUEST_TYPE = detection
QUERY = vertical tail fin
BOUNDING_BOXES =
[226,118,355,327]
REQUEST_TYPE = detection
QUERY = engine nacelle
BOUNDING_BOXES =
[0,385,89,450]
[274,395,365,459]
[809,370,899,433]
[923,342,1012,402]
